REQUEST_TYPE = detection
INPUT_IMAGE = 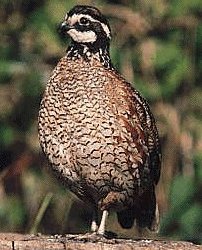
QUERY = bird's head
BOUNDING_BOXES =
[59,5,111,49]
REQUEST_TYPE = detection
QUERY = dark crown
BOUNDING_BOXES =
[68,5,109,26]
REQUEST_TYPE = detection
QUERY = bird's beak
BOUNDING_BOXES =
[58,21,73,35]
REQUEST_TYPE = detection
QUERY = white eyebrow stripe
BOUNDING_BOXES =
[100,23,111,39]
[64,13,68,20]
[68,14,111,38]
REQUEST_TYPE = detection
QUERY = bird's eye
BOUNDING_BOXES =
[79,17,90,25]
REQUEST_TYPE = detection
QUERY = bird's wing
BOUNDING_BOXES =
[104,70,161,185]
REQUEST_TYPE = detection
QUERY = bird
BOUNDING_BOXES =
[38,5,161,236]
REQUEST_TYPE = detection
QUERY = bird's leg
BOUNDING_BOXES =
[91,220,98,232]
[97,210,108,235]
[91,211,98,232]
[97,191,126,236]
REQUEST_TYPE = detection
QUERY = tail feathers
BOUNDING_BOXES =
[117,187,160,232]
[136,187,159,232]
[117,208,136,229]
[136,202,159,233]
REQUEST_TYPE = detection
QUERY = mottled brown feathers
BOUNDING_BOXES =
[38,5,161,234]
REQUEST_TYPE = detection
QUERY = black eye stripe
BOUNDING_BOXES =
[74,20,108,39]
[92,22,106,35]
[75,22,91,32]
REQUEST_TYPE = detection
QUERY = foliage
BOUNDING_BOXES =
[0,0,202,244]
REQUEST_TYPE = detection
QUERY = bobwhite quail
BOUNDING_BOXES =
[38,5,161,235]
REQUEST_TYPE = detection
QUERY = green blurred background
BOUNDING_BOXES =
[0,0,202,244]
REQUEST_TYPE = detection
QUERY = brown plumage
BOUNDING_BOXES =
[38,5,161,235]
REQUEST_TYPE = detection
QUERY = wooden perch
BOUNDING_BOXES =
[0,233,201,250]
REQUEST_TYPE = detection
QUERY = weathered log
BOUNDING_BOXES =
[0,233,201,250]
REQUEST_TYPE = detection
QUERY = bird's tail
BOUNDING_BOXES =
[117,187,159,232]
[117,207,136,229]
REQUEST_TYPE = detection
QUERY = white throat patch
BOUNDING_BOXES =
[67,29,97,43]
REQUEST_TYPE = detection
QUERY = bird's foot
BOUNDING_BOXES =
[70,232,103,242]
[100,230,117,239]
[67,231,117,242]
